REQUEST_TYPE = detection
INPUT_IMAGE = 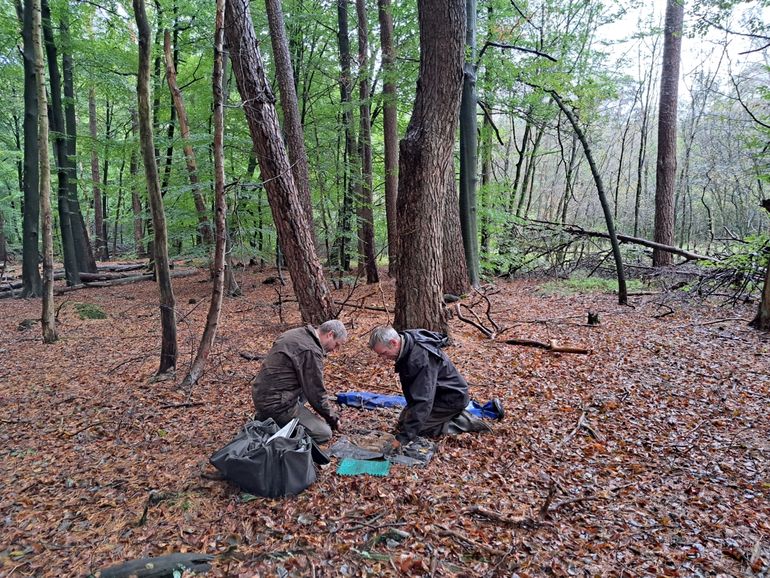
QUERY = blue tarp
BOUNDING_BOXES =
[336,392,501,420]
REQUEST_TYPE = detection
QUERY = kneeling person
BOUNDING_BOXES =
[369,325,470,446]
[251,320,346,444]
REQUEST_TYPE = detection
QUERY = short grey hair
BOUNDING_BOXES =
[368,325,399,349]
[319,319,347,341]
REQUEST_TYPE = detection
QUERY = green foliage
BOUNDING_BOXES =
[539,274,645,296]
[74,302,107,320]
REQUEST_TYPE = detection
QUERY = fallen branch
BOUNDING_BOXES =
[436,524,508,557]
[96,552,213,578]
[54,269,197,294]
[454,304,494,338]
[504,338,590,354]
[561,410,603,444]
[159,402,205,409]
[465,506,538,529]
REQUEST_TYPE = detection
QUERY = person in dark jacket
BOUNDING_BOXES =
[368,325,470,445]
[251,320,347,444]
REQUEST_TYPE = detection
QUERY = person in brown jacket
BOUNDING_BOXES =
[251,320,347,444]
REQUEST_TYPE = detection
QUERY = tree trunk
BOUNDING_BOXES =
[652,0,684,267]
[750,200,770,330]
[41,0,79,286]
[225,0,335,324]
[61,9,97,274]
[163,30,213,246]
[394,0,465,333]
[334,0,358,273]
[356,0,378,284]
[181,0,227,390]
[134,0,177,376]
[377,0,398,277]
[459,0,480,288]
[549,90,627,305]
[19,0,42,297]
[264,0,315,242]
[32,0,56,342]
[443,164,469,296]
[129,109,145,256]
[89,88,107,260]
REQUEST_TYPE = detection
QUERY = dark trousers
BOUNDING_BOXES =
[398,404,465,438]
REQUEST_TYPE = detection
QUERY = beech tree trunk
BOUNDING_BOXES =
[134,0,177,375]
[32,0,56,342]
[163,30,213,246]
[19,0,42,297]
[443,164,469,296]
[62,10,97,274]
[653,0,684,267]
[356,0,378,284]
[459,0,480,287]
[377,0,398,277]
[41,0,79,286]
[129,109,145,256]
[264,0,315,242]
[225,0,335,324]
[89,88,107,260]
[181,0,227,389]
[394,0,465,333]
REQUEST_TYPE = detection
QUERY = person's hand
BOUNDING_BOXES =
[326,414,340,432]
[384,438,401,456]
[395,432,410,447]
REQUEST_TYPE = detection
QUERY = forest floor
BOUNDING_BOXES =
[0,264,768,577]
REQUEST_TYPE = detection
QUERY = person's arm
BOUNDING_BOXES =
[397,349,439,443]
[296,350,338,425]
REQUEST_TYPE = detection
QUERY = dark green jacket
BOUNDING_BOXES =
[251,326,336,422]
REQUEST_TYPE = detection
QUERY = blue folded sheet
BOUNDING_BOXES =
[336,392,501,420]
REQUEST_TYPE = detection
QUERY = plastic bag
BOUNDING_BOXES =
[209,418,316,497]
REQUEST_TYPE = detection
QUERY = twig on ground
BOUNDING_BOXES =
[538,479,557,520]
[436,524,507,556]
[465,506,538,528]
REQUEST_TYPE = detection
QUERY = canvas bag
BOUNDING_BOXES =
[209,418,316,497]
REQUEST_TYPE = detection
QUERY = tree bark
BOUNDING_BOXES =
[443,163,469,296]
[89,88,107,260]
[356,0,378,284]
[394,0,465,332]
[225,0,335,324]
[749,200,770,330]
[61,9,97,274]
[19,0,42,297]
[377,0,398,277]
[459,0,480,287]
[41,0,79,286]
[264,0,315,242]
[32,0,56,342]
[134,0,178,376]
[162,30,213,246]
[181,0,227,389]
[653,0,684,267]
[334,0,357,272]
[129,109,145,256]
[549,90,628,305]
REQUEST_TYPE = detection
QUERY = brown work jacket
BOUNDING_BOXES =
[251,325,336,422]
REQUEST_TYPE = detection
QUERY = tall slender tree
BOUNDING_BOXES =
[31,0,56,342]
[134,0,178,376]
[225,0,335,324]
[394,0,465,332]
[653,0,684,266]
[459,0,480,287]
[89,88,107,260]
[377,0,398,277]
[181,0,227,389]
[163,29,213,246]
[264,0,315,241]
[18,0,42,297]
[356,0,378,283]
[41,0,79,286]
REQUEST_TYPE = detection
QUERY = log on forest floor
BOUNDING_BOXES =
[505,337,590,354]
[53,269,198,295]
[96,552,213,578]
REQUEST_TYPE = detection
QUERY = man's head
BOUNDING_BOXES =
[368,325,401,361]
[318,320,348,353]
